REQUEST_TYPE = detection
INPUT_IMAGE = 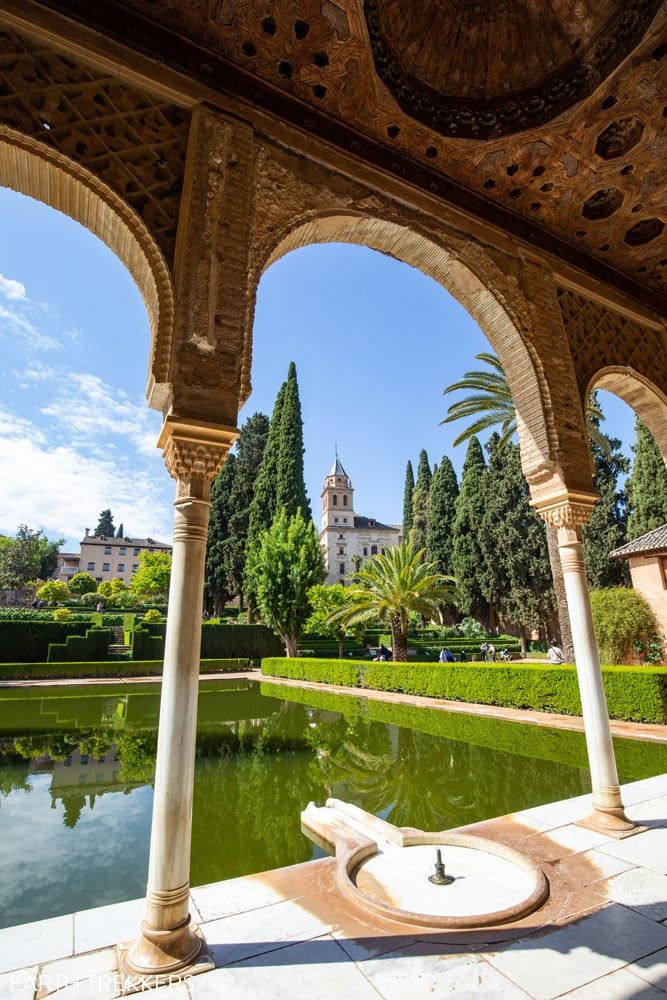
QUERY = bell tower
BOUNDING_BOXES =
[321,453,354,531]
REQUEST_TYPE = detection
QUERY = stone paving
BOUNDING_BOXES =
[0,774,665,999]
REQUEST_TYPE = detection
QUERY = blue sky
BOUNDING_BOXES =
[0,187,636,549]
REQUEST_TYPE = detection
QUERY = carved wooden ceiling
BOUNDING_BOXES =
[21,2,667,310]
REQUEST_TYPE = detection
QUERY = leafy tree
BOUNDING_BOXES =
[68,572,98,595]
[589,588,657,663]
[116,523,124,538]
[246,509,325,656]
[205,453,237,616]
[626,418,667,540]
[0,525,62,588]
[224,413,270,606]
[479,436,555,647]
[36,580,70,604]
[583,415,630,589]
[276,361,311,520]
[305,583,359,659]
[426,455,458,577]
[409,449,432,553]
[98,577,127,600]
[130,551,172,599]
[452,437,489,623]
[402,460,415,537]
[94,510,115,537]
[329,542,456,661]
[441,352,608,660]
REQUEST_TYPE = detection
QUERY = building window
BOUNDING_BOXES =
[64,756,72,767]
[132,564,138,571]
[371,545,377,556]
[80,755,89,765]
[334,517,339,523]
[102,562,110,572]
[343,495,348,507]
[338,533,344,540]
[339,563,345,575]
[117,563,125,572]
[133,547,140,556]
[338,547,344,555]
[148,548,154,553]
[119,547,126,555]
[363,547,368,557]
[87,562,95,571]
[104,546,112,554]
[343,518,348,524]
[79,774,87,785]
[333,494,338,506]
[381,548,386,555]
[95,772,104,782]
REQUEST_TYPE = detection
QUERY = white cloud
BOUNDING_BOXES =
[0,416,172,544]
[39,373,159,456]
[0,304,61,352]
[0,273,26,301]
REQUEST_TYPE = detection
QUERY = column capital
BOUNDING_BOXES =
[531,490,597,530]
[157,416,238,499]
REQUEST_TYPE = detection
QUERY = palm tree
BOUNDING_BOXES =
[442,352,608,662]
[328,542,456,661]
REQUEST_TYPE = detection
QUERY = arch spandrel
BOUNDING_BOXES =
[245,140,594,501]
[0,124,175,412]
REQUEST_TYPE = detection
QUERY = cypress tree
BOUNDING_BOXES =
[205,453,236,616]
[223,412,270,606]
[276,361,311,520]
[626,418,667,540]
[410,449,433,552]
[583,428,630,588]
[247,380,287,548]
[116,523,124,538]
[426,455,458,576]
[479,437,554,644]
[94,510,115,538]
[452,436,489,622]
[402,460,415,537]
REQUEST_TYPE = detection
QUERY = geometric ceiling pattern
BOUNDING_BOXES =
[22,2,667,310]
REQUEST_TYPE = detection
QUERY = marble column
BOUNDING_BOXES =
[539,496,635,837]
[120,417,237,981]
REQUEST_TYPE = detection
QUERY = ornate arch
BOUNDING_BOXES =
[589,367,667,461]
[0,124,175,411]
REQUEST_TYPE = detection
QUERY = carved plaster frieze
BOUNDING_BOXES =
[532,493,597,530]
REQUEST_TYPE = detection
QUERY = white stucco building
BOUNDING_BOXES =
[319,456,401,585]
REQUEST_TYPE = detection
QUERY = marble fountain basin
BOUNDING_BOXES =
[301,798,549,929]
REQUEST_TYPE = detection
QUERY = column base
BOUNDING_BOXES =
[117,917,214,994]
[577,808,645,840]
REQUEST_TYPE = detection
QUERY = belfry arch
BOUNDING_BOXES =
[0,123,175,408]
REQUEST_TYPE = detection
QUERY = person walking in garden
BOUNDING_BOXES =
[488,642,496,662]
[547,639,565,664]
[480,642,488,662]
[379,643,392,661]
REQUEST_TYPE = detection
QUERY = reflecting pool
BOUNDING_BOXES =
[0,678,664,928]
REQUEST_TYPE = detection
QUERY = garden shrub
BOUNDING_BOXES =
[260,657,667,723]
[52,607,71,622]
[0,621,90,662]
[0,657,251,680]
[143,609,163,624]
[590,588,659,664]
[47,627,113,662]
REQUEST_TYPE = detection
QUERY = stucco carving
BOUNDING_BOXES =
[157,416,238,500]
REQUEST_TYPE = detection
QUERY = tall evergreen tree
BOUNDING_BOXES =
[479,437,554,646]
[626,418,667,540]
[402,460,415,537]
[410,449,433,552]
[452,437,489,622]
[223,412,270,606]
[116,523,124,538]
[426,455,458,576]
[246,380,287,552]
[205,453,236,615]
[583,417,630,588]
[94,510,115,537]
[276,361,311,520]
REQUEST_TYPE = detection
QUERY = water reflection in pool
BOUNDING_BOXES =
[0,678,664,928]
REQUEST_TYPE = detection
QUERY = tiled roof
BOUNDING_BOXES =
[353,515,400,532]
[81,535,171,548]
[610,523,667,559]
[328,456,349,478]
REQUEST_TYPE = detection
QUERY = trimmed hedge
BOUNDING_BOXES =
[47,627,113,663]
[261,658,667,724]
[0,621,91,662]
[259,680,667,780]
[0,657,252,681]
[129,622,283,661]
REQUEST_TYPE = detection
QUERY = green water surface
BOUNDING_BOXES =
[0,678,664,929]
